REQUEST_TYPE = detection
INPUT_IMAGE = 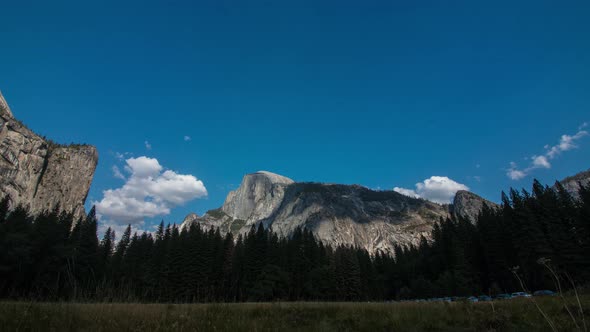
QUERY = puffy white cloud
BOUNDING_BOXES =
[94,157,207,225]
[394,176,469,204]
[506,125,588,180]
[125,156,162,177]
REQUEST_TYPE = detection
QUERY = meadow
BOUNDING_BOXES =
[1,296,588,332]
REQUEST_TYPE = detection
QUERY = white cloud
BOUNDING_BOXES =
[184,135,191,142]
[145,141,152,150]
[94,156,208,225]
[546,131,588,158]
[532,155,551,169]
[112,165,126,180]
[506,125,588,180]
[394,176,469,204]
[393,187,420,198]
[507,162,527,180]
[125,156,162,177]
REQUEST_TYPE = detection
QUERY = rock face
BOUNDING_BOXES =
[452,190,499,222]
[221,171,294,222]
[560,169,590,200]
[183,171,450,255]
[0,91,98,220]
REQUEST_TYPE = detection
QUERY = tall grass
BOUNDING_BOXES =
[1,297,588,332]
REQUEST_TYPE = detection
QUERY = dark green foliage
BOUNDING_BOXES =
[0,178,589,302]
[388,179,590,298]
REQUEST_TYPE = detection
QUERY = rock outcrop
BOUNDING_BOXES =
[183,171,450,255]
[0,91,98,220]
[452,190,499,222]
[559,169,590,200]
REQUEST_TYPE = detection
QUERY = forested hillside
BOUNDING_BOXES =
[0,179,589,302]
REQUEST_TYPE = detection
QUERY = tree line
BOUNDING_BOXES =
[0,179,589,302]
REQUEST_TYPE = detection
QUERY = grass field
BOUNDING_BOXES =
[0,297,588,332]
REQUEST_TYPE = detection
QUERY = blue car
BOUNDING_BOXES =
[534,290,557,297]
[478,295,493,302]
[512,292,532,298]
[467,296,479,303]
[495,294,513,300]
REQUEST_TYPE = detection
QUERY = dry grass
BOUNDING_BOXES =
[1,297,589,332]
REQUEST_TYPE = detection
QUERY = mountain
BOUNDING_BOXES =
[183,171,457,255]
[0,91,98,220]
[181,168,590,255]
[559,169,590,200]
[452,190,499,222]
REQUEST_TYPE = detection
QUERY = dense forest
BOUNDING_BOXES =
[0,179,589,302]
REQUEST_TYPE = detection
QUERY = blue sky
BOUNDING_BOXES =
[1,1,589,234]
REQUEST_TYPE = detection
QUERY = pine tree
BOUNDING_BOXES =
[98,227,115,281]
[0,195,10,223]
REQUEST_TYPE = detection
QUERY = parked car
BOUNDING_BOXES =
[478,295,493,302]
[533,290,557,297]
[511,292,532,298]
[467,296,479,303]
[495,294,513,300]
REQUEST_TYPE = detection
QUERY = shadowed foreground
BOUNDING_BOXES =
[1,297,588,332]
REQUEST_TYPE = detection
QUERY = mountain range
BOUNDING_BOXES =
[1,91,588,255]
[181,171,499,255]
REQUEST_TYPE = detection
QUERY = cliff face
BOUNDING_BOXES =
[452,190,499,222]
[183,171,450,255]
[560,169,590,200]
[0,91,98,220]
[221,171,294,223]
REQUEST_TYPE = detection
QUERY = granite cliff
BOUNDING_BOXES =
[0,91,98,220]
